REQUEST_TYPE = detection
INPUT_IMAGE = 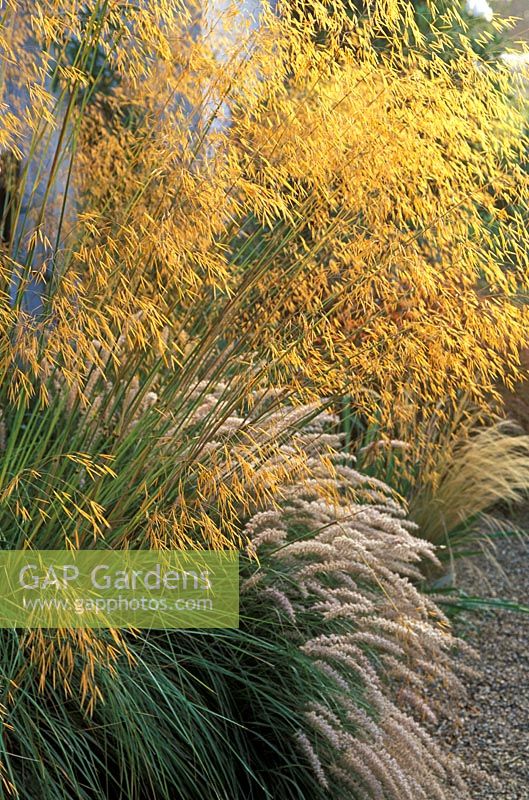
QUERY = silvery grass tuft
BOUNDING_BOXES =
[356,400,529,570]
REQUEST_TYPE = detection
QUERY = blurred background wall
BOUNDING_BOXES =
[496,0,529,40]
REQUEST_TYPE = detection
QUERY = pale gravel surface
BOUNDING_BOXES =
[436,509,529,799]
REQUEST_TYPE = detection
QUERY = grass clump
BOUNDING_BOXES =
[0,0,528,797]
[0,413,470,799]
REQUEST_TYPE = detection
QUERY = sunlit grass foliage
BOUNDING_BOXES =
[0,1,528,417]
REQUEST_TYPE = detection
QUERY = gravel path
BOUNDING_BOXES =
[437,512,529,799]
